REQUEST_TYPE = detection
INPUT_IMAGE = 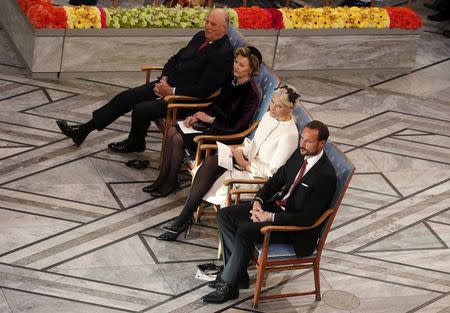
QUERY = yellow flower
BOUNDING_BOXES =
[75,18,85,29]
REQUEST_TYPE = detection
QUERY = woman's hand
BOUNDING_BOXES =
[183,115,198,127]
[193,112,214,124]
[231,147,250,171]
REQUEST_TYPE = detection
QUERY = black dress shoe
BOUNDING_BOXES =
[157,217,193,241]
[56,120,88,146]
[142,183,158,193]
[156,231,180,241]
[444,30,450,38]
[202,283,239,304]
[108,140,145,153]
[208,274,249,289]
[208,275,225,289]
[162,215,191,233]
[428,12,450,22]
[150,183,180,198]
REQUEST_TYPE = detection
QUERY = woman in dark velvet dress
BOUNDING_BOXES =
[142,46,262,198]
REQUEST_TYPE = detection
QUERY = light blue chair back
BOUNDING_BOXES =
[255,104,355,261]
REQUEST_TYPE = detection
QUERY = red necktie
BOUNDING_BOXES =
[198,41,209,51]
[276,159,308,207]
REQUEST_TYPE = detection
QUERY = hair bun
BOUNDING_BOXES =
[247,46,263,65]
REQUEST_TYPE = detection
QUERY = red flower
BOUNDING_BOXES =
[386,7,423,29]
[50,6,67,29]
[235,7,273,29]
[267,8,284,30]
[98,6,107,28]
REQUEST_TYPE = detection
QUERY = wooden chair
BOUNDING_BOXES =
[140,67,220,168]
[222,102,355,308]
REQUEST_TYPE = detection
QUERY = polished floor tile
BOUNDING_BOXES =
[0,0,449,312]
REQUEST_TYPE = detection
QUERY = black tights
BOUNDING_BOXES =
[177,154,226,222]
[154,126,226,220]
[152,126,186,194]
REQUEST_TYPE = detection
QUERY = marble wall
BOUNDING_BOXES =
[274,32,421,71]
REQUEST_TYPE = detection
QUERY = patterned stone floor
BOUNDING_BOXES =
[0,1,449,312]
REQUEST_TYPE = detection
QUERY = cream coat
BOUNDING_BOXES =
[202,112,299,205]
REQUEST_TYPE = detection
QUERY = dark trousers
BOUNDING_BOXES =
[217,203,290,287]
[92,81,166,144]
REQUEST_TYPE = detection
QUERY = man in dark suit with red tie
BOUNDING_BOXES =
[56,9,234,153]
[202,120,337,304]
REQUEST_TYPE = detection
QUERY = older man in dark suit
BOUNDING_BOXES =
[56,9,234,153]
[202,120,337,304]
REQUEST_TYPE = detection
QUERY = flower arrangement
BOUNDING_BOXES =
[266,8,284,30]
[107,6,209,28]
[385,7,423,29]
[234,6,272,29]
[16,0,423,31]
[18,0,67,28]
[64,5,102,29]
[280,6,390,29]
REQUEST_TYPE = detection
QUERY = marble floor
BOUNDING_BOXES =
[0,0,449,312]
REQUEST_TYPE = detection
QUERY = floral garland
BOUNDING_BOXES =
[16,0,423,31]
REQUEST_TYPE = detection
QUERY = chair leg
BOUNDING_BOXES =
[252,264,265,309]
[217,239,222,259]
[313,263,321,301]
[195,202,204,223]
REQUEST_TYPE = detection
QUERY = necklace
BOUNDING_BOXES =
[232,77,250,86]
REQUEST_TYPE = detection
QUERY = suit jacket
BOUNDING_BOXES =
[255,149,337,256]
[162,31,234,99]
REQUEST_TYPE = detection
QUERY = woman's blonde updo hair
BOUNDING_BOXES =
[234,46,262,77]
[271,84,301,109]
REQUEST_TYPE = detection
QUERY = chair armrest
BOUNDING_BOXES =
[260,209,334,235]
[141,65,163,84]
[164,95,204,103]
[141,65,164,71]
[164,88,220,104]
[167,101,213,110]
[223,178,268,206]
[223,178,268,186]
[193,121,260,143]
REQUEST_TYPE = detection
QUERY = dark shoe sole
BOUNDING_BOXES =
[201,291,239,304]
[108,146,146,153]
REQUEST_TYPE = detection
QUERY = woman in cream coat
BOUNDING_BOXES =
[156,85,300,241]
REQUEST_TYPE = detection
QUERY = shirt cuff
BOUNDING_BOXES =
[270,213,275,222]
[252,197,263,206]
[172,87,176,95]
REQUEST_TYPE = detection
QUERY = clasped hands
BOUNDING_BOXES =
[250,200,272,223]
[183,112,213,127]
[153,76,173,97]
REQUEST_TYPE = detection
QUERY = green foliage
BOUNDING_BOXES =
[107,5,210,29]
